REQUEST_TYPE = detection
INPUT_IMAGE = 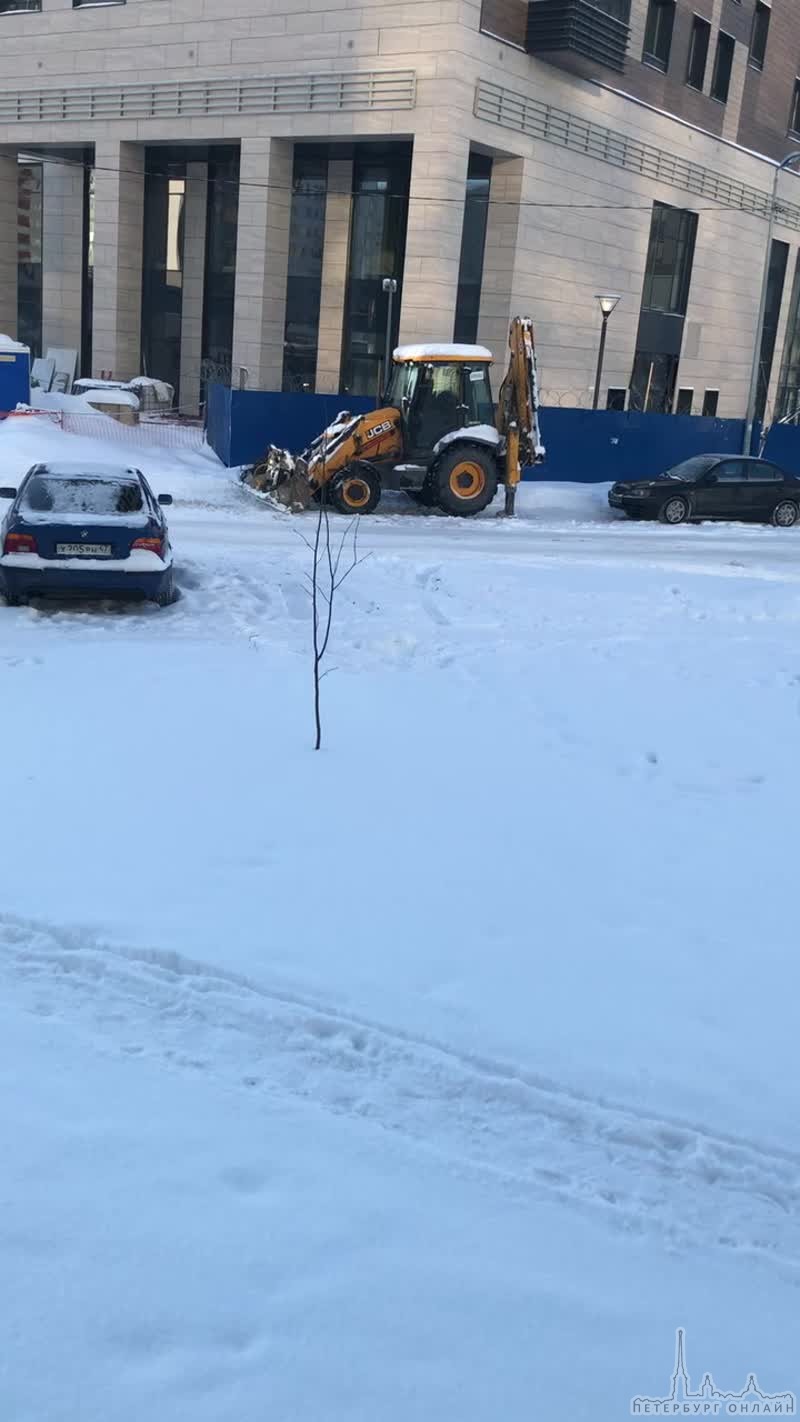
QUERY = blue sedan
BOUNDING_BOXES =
[0,462,175,607]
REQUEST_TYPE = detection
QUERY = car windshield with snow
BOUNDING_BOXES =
[661,456,718,481]
[0,462,175,606]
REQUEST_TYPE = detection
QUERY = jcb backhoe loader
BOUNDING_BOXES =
[242,317,545,517]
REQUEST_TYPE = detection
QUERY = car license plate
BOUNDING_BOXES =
[56,543,112,557]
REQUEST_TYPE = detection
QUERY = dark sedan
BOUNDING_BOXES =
[0,462,175,606]
[608,455,800,526]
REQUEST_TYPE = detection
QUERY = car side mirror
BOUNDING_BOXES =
[158,494,173,506]
[0,487,17,500]
[702,473,718,485]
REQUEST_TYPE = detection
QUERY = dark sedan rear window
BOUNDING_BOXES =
[21,477,143,516]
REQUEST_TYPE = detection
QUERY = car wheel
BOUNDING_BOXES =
[772,499,799,527]
[154,572,176,608]
[658,495,690,525]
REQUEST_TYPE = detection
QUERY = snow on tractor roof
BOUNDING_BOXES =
[393,343,494,364]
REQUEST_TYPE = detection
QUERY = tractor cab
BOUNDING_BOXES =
[385,345,496,457]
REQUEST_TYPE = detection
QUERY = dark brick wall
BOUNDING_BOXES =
[479,0,800,161]
[622,0,724,137]
[480,0,527,46]
[737,0,800,159]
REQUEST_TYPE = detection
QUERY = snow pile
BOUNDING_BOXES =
[0,425,797,1418]
[433,423,501,451]
[22,390,103,414]
[0,411,221,488]
[74,377,131,392]
[129,376,174,405]
[83,387,140,410]
[0,333,29,353]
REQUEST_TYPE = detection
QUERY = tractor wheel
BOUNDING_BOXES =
[329,465,381,516]
[433,446,499,517]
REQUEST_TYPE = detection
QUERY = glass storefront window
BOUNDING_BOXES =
[641,202,697,316]
[17,162,42,357]
[454,153,492,346]
[755,239,788,424]
[341,144,411,397]
[777,252,800,419]
[141,150,185,396]
[202,146,239,391]
[282,153,327,393]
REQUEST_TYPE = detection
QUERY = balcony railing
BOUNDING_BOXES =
[526,0,631,72]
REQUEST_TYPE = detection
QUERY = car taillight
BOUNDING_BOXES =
[4,532,37,555]
[132,536,165,557]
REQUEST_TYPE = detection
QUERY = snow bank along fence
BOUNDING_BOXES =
[0,409,205,451]
[206,383,800,481]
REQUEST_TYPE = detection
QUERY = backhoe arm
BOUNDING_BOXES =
[496,318,545,515]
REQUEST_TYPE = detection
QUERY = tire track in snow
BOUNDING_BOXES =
[2,913,799,1274]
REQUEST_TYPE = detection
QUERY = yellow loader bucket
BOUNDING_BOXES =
[241,447,315,511]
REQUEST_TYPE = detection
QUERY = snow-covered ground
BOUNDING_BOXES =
[1,415,798,1420]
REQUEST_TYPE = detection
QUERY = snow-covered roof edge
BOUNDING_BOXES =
[0,334,29,353]
[393,343,494,362]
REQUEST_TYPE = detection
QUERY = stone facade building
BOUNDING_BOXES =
[2,0,800,418]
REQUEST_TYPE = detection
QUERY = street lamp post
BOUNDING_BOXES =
[592,294,621,410]
[382,277,398,398]
[743,150,800,455]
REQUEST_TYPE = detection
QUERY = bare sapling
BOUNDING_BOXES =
[300,437,369,750]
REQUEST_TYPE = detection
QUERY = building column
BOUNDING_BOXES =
[41,160,84,358]
[476,155,525,362]
[231,136,292,392]
[398,129,471,346]
[178,161,208,415]
[0,152,18,340]
[315,159,352,395]
[91,139,144,380]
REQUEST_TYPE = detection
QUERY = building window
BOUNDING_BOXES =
[710,31,735,102]
[140,154,185,399]
[606,387,626,410]
[202,146,239,393]
[630,202,698,414]
[675,388,693,414]
[749,1,770,69]
[789,78,800,134]
[755,238,788,422]
[643,0,675,71]
[686,15,711,89]
[0,1,41,11]
[454,153,492,346]
[73,1,124,6]
[776,252,800,418]
[701,390,719,416]
[341,144,411,397]
[641,202,698,317]
[17,162,42,357]
[282,152,327,394]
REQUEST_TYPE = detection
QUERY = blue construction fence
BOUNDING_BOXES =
[206,383,800,482]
